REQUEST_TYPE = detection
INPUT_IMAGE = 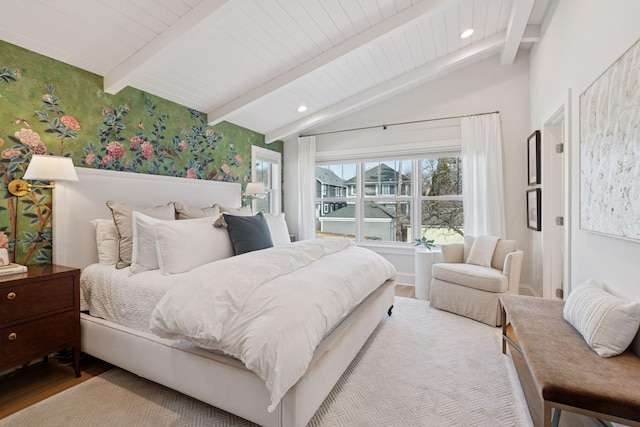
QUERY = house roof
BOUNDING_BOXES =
[343,163,409,186]
[316,166,344,187]
[0,1,550,142]
[322,201,395,220]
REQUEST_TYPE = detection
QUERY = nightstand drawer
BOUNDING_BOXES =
[0,311,76,364]
[0,276,74,324]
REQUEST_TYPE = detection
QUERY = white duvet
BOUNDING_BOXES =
[149,239,396,412]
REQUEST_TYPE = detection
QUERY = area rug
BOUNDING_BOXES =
[1,297,532,426]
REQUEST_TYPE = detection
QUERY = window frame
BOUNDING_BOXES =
[316,153,462,246]
[251,146,281,214]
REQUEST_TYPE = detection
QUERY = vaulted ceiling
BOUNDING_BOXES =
[0,0,549,142]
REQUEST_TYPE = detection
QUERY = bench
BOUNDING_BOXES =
[500,294,640,427]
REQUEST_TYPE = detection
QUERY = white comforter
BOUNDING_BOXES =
[150,239,396,412]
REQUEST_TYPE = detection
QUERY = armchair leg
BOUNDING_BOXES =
[388,305,393,316]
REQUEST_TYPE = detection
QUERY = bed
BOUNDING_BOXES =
[52,167,396,427]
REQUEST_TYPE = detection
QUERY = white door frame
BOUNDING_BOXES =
[541,89,572,299]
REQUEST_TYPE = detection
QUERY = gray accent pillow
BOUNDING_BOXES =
[223,212,274,255]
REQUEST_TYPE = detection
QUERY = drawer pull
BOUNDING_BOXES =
[8,332,17,341]
[7,292,16,300]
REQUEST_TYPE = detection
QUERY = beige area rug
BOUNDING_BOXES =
[1,297,532,426]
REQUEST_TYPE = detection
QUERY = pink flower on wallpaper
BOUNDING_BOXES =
[42,94,52,102]
[178,140,187,151]
[141,141,154,159]
[0,232,8,249]
[235,154,242,164]
[102,108,111,116]
[102,155,112,165]
[106,141,125,158]
[14,128,46,154]
[221,163,231,175]
[60,116,81,130]
[186,168,197,179]
[14,70,21,78]
[206,129,216,137]
[84,153,96,165]
[1,149,21,159]
[130,136,143,150]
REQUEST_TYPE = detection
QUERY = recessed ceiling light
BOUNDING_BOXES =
[460,28,474,39]
[297,105,308,113]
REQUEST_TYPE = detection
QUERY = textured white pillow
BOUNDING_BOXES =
[263,213,291,246]
[90,219,118,265]
[563,279,640,357]
[466,235,499,267]
[155,215,234,275]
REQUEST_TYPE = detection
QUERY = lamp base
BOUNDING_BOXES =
[8,179,30,197]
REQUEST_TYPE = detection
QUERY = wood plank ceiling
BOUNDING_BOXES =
[0,0,549,142]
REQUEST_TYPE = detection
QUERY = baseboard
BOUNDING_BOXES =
[395,272,413,285]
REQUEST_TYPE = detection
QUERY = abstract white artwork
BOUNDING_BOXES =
[580,38,640,241]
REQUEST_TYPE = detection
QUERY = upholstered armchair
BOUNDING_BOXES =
[429,236,523,326]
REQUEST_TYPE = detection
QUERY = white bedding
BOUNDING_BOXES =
[149,239,396,412]
[80,264,179,332]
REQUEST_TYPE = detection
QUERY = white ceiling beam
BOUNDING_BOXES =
[206,0,456,126]
[103,0,242,94]
[521,25,541,43]
[265,33,506,143]
[500,0,535,65]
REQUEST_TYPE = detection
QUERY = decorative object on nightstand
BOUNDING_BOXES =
[0,264,81,377]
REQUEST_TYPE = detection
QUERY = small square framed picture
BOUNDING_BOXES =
[527,188,541,231]
[527,130,541,185]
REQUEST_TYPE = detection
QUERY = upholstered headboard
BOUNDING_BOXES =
[52,167,241,270]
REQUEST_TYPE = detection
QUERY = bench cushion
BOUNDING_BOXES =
[501,294,640,423]
[432,263,508,293]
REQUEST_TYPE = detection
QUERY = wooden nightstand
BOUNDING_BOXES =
[0,264,81,378]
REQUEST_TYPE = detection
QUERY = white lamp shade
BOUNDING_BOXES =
[245,182,265,195]
[23,154,79,182]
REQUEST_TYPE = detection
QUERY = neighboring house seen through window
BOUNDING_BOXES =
[315,156,463,245]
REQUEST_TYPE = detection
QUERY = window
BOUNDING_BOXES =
[251,146,281,214]
[315,156,463,245]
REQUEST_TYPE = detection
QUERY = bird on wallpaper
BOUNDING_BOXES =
[11,118,30,127]
[138,121,145,129]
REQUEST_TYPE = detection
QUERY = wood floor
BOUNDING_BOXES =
[0,354,113,419]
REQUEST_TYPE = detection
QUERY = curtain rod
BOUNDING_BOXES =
[299,111,499,138]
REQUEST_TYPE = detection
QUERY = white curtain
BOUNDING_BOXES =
[461,113,507,238]
[297,135,316,240]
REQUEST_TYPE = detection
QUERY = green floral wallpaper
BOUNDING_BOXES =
[0,40,283,265]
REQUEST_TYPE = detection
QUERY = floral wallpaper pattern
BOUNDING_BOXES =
[0,40,282,265]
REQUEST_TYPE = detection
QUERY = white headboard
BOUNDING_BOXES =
[52,167,242,270]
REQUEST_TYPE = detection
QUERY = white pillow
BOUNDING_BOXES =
[466,235,499,267]
[263,213,291,246]
[155,216,234,275]
[90,219,118,265]
[130,212,173,274]
[174,202,220,219]
[220,205,253,216]
[563,279,640,357]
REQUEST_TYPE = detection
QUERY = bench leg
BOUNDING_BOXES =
[551,408,561,427]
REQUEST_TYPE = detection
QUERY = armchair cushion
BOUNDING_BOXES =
[492,239,516,270]
[432,263,508,293]
[466,235,499,267]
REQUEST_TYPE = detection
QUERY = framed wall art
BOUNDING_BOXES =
[580,38,640,241]
[527,130,541,185]
[527,189,541,231]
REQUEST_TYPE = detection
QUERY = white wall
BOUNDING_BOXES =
[529,0,640,302]
[285,52,532,286]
